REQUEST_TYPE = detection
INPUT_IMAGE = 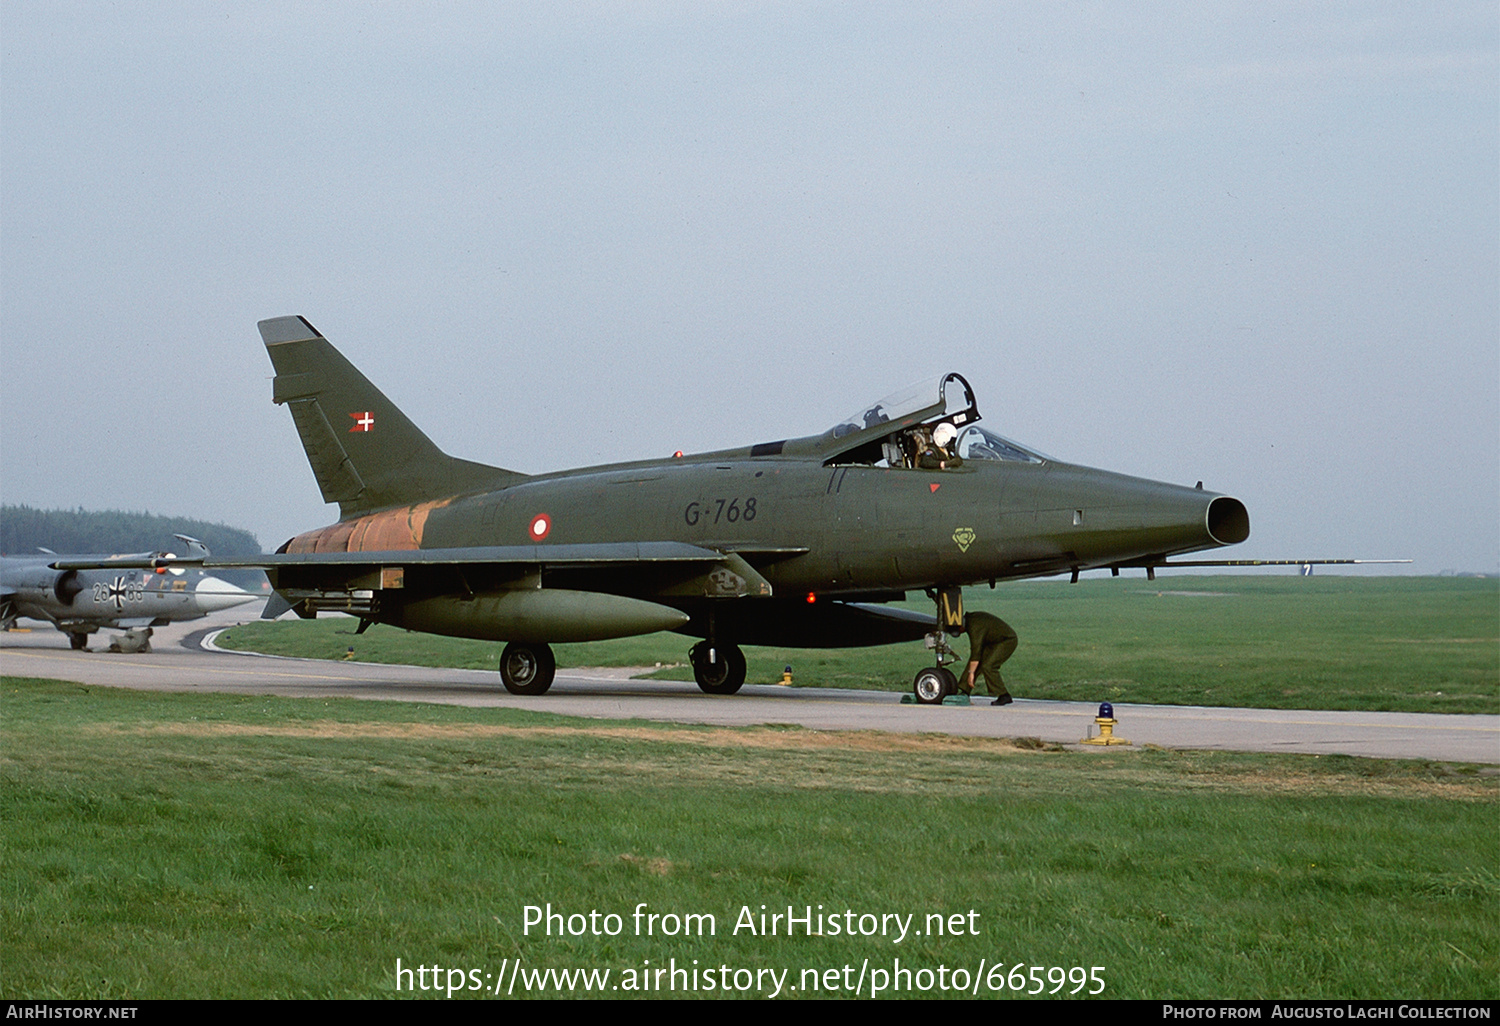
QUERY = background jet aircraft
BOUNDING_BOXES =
[2,536,256,651]
[89,315,1278,698]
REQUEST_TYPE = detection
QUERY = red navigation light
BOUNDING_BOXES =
[805,592,816,604]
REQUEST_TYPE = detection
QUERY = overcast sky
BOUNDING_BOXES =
[2,2,1495,574]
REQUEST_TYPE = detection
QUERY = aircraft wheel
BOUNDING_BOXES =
[690,641,746,695]
[68,632,89,651]
[913,666,955,705]
[499,642,556,696]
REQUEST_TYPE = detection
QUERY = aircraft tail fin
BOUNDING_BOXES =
[172,535,210,560]
[259,317,523,518]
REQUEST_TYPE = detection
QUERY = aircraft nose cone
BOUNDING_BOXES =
[194,576,256,612]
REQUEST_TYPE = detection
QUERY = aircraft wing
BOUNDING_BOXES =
[51,541,812,623]
[1099,556,1411,582]
[1133,559,1411,568]
[235,542,763,568]
[49,541,801,572]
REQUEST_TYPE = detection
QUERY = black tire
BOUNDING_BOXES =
[912,666,954,705]
[68,632,88,650]
[690,641,746,695]
[499,642,556,695]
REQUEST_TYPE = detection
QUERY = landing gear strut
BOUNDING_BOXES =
[690,641,745,695]
[499,642,556,695]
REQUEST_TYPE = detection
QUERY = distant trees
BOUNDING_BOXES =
[0,505,266,588]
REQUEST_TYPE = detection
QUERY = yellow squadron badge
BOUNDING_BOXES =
[952,527,976,552]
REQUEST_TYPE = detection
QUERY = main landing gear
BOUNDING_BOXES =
[107,628,153,654]
[499,641,556,696]
[690,640,745,695]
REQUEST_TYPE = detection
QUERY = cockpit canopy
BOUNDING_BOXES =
[820,372,1048,467]
[829,373,978,438]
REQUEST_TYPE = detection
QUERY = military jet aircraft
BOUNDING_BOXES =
[89,316,1376,699]
[2,536,256,651]
[93,315,1273,694]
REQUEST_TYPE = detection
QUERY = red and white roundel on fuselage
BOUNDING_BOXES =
[528,513,552,541]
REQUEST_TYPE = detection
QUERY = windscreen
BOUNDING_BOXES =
[954,425,1049,464]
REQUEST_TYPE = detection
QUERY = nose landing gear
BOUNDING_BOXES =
[912,631,960,704]
[912,585,964,705]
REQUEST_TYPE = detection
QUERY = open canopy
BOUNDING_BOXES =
[813,372,1047,466]
[828,372,978,438]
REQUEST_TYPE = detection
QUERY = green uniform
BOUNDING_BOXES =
[916,445,963,470]
[964,611,1017,698]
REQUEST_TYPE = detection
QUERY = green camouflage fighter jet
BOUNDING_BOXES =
[78,316,1284,699]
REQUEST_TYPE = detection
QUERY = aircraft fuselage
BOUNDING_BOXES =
[277,452,1244,617]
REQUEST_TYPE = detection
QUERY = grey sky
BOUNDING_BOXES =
[3,3,1495,573]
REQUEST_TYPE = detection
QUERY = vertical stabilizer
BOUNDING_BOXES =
[259,316,521,518]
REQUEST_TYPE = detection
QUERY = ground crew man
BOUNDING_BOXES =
[962,611,1017,706]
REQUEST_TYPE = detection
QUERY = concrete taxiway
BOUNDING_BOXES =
[2,607,1496,764]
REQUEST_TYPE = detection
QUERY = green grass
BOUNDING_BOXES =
[215,576,1500,714]
[2,676,1495,999]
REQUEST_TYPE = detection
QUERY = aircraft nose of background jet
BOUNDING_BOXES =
[193,576,257,612]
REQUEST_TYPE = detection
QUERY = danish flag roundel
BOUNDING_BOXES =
[528,513,552,541]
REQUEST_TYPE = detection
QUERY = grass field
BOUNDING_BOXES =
[3,676,1495,1000]
[215,576,1500,714]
